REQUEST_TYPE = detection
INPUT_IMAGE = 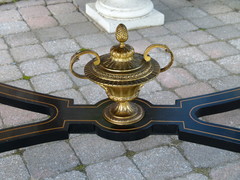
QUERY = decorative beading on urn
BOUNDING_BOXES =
[70,24,174,125]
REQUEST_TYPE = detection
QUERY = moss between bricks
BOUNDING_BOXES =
[22,75,32,80]
[74,164,87,172]
[125,150,136,158]
[0,2,8,5]
[14,149,25,156]
[198,28,207,31]
[78,48,91,52]
[0,0,19,5]
[234,8,240,12]
[193,167,210,177]
[47,55,55,59]
[171,139,182,145]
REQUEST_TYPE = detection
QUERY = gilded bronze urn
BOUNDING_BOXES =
[70,24,174,125]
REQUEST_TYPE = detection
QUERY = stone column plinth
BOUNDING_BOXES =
[86,0,164,33]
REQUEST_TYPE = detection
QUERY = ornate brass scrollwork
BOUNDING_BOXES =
[70,50,101,79]
[144,44,174,72]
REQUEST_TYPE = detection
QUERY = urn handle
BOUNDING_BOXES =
[143,44,174,72]
[70,50,101,79]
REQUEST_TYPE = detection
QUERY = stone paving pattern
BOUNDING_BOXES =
[0,0,240,179]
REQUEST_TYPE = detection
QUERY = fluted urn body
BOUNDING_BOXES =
[70,24,174,125]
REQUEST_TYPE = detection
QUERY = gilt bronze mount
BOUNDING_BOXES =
[0,24,239,153]
[70,24,174,125]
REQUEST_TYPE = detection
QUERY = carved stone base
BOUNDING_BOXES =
[86,3,164,33]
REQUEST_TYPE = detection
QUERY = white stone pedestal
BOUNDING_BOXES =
[86,0,164,33]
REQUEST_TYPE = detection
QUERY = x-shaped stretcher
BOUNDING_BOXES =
[0,83,239,153]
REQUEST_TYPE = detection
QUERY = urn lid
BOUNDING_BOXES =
[84,24,160,86]
[70,24,174,86]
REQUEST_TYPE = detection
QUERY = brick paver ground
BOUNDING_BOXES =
[0,0,239,179]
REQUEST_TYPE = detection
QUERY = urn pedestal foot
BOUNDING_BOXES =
[103,101,144,125]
